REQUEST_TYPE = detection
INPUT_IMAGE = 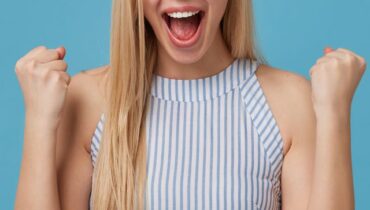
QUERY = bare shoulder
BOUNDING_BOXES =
[69,64,110,105]
[57,64,110,156]
[255,64,316,155]
[256,64,312,99]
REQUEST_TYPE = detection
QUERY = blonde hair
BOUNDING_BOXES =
[91,0,262,209]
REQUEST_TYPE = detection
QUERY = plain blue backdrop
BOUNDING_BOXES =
[1,0,369,209]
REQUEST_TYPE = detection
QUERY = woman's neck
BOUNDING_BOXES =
[154,29,234,80]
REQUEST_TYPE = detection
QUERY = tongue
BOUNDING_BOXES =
[169,15,199,40]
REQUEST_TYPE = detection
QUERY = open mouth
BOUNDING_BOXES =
[162,10,205,47]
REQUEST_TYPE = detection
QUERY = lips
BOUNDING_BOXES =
[162,7,205,48]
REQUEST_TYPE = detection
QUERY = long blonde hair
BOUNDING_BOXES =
[91,0,261,209]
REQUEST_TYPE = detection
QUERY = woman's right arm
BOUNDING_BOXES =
[15,108,63,210]
[14,46,100,210]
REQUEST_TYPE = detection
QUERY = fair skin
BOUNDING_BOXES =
[15,0,366,210]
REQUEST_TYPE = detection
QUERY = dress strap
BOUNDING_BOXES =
[239,62,284,181]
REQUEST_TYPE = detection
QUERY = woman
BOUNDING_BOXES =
[14,0,366,209]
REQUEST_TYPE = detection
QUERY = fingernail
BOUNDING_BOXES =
[324,47,334,54]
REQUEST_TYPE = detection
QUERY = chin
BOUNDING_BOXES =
[164,45,208,65]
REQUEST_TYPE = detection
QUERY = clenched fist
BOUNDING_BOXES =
[310,47,366,114]
[15,46,71,125]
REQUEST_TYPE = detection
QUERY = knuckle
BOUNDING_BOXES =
[330,57,340,64]
[338,48,351,54]
[57,60,65,67]
[49,72,60,82]
[15,59,24,72]
[318,65,326,71]
[30,67,42,77]
[54,72,64,81]
[55,60,68,70]
[26,59,37,69]
[309,68,314,75]
[37,45,47,51]
[62,61,68,70]
[63,61,68,68]
[346,54,355,62]
[359,56,366,64]
[29,68,40,79]
[316,57,327,65]
[310,65,318,73]
[15,59,23,68]
[40,69,50,79]
[57,73,65,81]
[43,65,53,72]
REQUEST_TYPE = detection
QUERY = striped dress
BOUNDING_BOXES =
[90,58,284,210]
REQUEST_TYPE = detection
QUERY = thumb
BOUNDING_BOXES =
[56,46,66,59]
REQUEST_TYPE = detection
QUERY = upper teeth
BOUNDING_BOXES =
[167,11,200,18]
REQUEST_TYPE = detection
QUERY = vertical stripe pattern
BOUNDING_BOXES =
[90,58,284,210]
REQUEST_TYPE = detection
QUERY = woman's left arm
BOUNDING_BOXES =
[306,48,366,210]
[281,48,366,210]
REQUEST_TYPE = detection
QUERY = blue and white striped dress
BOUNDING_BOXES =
[90,58,284,210]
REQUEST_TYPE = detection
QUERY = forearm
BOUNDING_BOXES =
[15,114,61,210]
[307,107,354,210]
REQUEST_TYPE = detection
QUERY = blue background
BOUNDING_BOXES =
[0,0,369,209]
